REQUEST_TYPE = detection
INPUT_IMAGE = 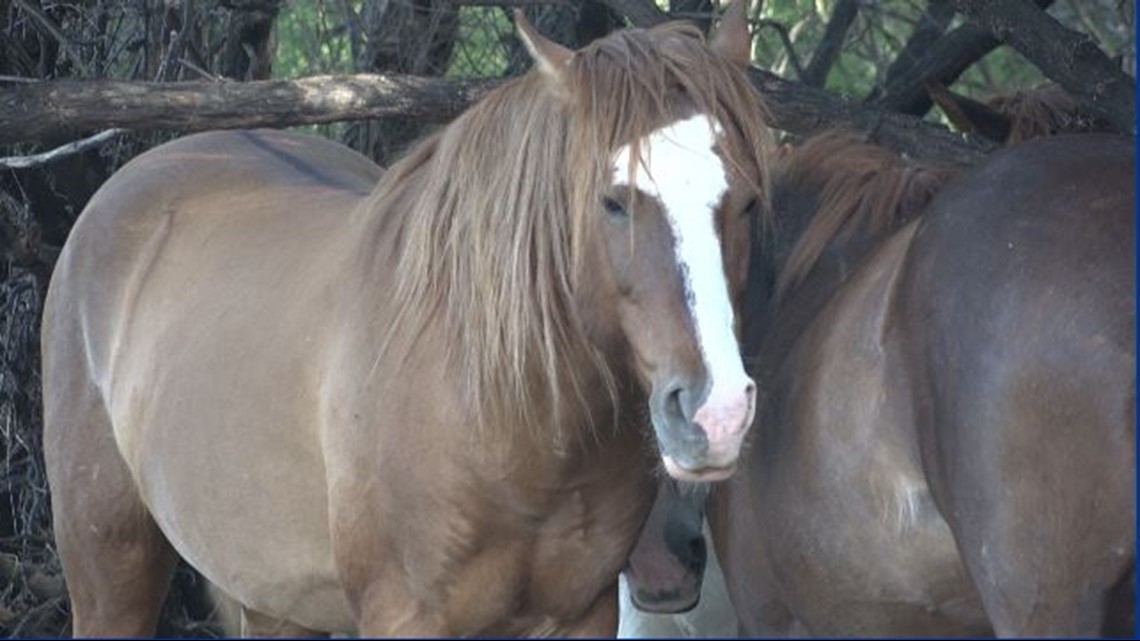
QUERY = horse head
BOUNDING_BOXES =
[516,0,770,481]
[623,480,709,613]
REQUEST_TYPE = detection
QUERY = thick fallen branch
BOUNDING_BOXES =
[949,0,1134,134]
[749,67,994,164]
[0,69,993,165]
[0,74,500,147]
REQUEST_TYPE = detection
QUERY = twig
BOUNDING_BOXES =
[0,75,39,84]
[0,129,127,170]
[866,0,954,103]
[9,595,66,638]
[11,0,91,77]
[155,29,186,82]
[755,19,806,80]
[801,0,860,88]
[178,57,224,81]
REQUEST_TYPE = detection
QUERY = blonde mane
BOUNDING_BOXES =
[366,22,772,440]
[775,131,959,301]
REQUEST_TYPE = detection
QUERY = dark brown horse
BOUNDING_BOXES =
[708,131,1135,637]
[622,480,710,615]
[618,479,739,637]
[40,3,774,636]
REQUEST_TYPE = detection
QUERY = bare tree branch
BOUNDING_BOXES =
[870,0,1055,116]
[871,22,999,115]
[866,0,954,103]
[0,128,126,169]
[801,0,859,88]
[756,19,807,81]
[949,0,1134,133]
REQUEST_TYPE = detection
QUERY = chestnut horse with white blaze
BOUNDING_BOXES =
[40,2,772,636]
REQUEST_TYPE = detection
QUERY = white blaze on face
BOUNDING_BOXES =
[613,115,756,468]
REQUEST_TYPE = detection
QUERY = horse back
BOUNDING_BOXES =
[897,133,1134,633]
[43,129,382,388]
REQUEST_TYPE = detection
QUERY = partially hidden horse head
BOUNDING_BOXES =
[623,480,710,614]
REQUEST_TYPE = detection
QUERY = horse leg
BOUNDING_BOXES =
[1101,566,1136,637]
[956,486,1131,636]
[45,389,177,636]
[240,607,329,638]
[353,580,449,636]
[946,395,1134,636]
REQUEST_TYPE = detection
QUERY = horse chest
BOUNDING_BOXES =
[439,478,652,634]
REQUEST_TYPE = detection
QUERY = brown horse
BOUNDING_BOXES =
[708,131,1135,637]
[40,3,774,636]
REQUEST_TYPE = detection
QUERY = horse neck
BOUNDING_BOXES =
[346,91,630,457]
[743,196,883,370]
[744,167,939,377]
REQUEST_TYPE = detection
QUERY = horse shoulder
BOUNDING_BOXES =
[751,219,984,634]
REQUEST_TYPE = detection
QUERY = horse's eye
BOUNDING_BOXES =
[603,197,628,220]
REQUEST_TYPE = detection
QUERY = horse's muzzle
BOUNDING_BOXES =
[652,376,756,481]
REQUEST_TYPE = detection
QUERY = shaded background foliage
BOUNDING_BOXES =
[0,0,1134,636]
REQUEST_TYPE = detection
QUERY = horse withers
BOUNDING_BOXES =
[41,2,773,636]
[710,131,1134,637]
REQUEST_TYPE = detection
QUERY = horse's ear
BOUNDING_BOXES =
[711,0,754,68]
[515,9,574,87]
[925,80,1012,143]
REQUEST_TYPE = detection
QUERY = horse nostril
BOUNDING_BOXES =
[666,386,685,420]
[689,536,707,569]
[745,380,757,407]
